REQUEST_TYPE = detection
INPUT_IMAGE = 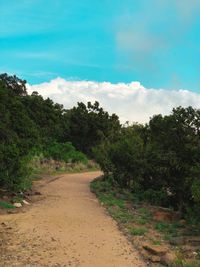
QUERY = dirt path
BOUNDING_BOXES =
[0,172,146,267]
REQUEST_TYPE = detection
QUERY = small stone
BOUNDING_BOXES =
[161,252,177,265]
[151,255,161,262]
[13,202,22,208]
[22,200,30,205]
[143,243,168,256]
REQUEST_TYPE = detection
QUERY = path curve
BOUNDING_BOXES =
[1,172,146,267]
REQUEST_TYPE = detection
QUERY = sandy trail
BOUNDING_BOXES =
[0,172,145,267]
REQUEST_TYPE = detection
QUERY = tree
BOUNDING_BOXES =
[147,107,200,212]
[67,101,121,155]
[0,73,27,96]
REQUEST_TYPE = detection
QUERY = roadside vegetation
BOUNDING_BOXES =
[91,179,200,266]
[0,73,116,193]
[91,104,200,265]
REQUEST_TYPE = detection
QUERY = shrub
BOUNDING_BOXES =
[44,141,88,164]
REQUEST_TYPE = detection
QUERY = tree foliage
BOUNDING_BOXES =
[0,73,119,191]
[66,101,121,155]
[1,72,200,220]
[95,107,200,214]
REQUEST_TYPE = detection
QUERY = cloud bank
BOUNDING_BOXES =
[27,78,200,123]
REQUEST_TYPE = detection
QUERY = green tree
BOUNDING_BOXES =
[67,101,121,155]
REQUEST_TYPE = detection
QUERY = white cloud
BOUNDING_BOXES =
[27,78,200,123]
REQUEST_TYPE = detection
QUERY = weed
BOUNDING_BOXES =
[149,237,161,245]
[108,207,134,223]
[138,207,152,222]
[0,201,15,209]
[196,249,200,260]
[98,193,125,209]
[129,226,147,236]
[155,222,182,236]
[174,259,200,267]
[136,217,148,225]
[90,179,113,194]
[12,196,23,203]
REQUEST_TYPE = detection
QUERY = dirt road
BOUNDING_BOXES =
[0,172,146,267]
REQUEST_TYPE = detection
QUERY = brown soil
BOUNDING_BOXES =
[0,172,146,267]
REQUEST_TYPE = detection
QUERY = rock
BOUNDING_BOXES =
[161,252,177,266]
[141,249,161,263]
[169,236,186,246]
[143,243,168,256]
[151,255,161,262]
[22,200,30,205]
[13,202,22,208]
[192,251,198,257]
[153,210,176,222]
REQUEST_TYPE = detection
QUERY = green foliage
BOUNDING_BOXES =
[141,189,169,206]
[90,178,114,194]
[67,101,121,155]
[0,201,15,209]
[108,129,144,187]
[154,222,183,240]
[12,196,23,203]
[98,194,125,209]
[0,73,88,191]
[108,207,134,223]
[44,141,87,163]
[138,207,152,222]
[174,254,200,267]
[95,106,200,220]
[1,72,200,226]
[129,226,147,236]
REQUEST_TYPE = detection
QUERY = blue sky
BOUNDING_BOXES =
[1,0,200,93]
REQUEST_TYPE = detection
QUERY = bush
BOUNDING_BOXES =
[44,141,88,163]
[141,189,169,206]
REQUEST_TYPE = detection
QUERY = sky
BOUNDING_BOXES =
[1,0,200,122]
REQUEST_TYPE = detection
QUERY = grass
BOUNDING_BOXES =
[98,193,125,209]
[136,207,152,224]
[0,201,15,209]
[91,177,200,267]
[149,237,161,245]
[108,206,134,223]
[30,160,100,183]
[129,226,147,236]
[12,196,23,203]
[174,258,200,267]
[196,250,200,260]
[154,222,183,240]
[90,179,113,193]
